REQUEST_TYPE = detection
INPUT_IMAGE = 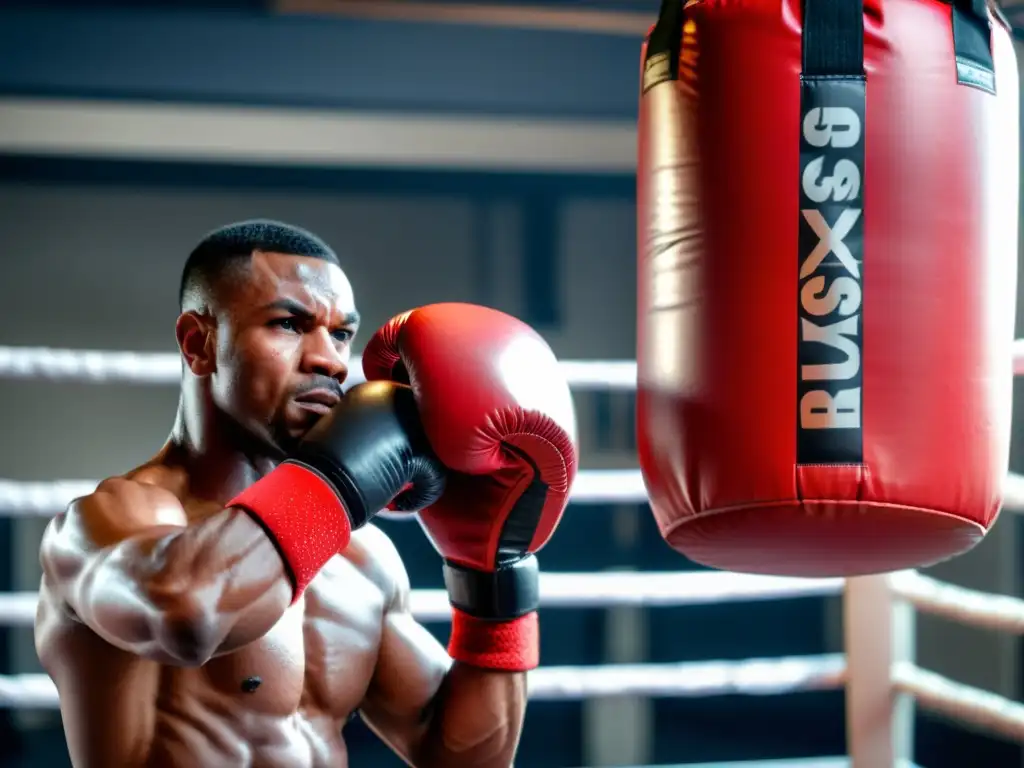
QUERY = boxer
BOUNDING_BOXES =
[34,219,577,767]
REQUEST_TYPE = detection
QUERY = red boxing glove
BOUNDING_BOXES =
[363,303,578,671]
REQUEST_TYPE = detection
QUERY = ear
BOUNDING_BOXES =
[176,311,217,377]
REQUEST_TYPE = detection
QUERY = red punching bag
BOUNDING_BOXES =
[636,0,1019,577]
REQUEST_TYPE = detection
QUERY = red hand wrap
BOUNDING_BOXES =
[447,608,540,672]
[229,463,351,603]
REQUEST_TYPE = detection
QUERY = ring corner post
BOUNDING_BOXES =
[844,572,916,768]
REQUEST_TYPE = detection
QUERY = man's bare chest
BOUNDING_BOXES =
[197,556,388,719]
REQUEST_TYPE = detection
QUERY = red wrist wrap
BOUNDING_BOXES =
[447,608,540,672]
[229,462,351,603]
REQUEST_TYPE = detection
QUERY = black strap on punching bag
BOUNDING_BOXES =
[796,1,866,466]
[802,0,864,77]
[952,0,995,94]
[642,0,684,93]
[795,0,995,465]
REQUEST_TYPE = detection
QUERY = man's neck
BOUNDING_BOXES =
[167,402,281,507]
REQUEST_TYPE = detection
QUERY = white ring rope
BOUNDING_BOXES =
[890,570,1024,635]
[4,471,1024,514]
[0,346,638,390]
[893,662,1024,742]
[0,472,648,516]
[0,480,99,516]
[0,654,847,708]
[527,654,847,700]
[0,571,845,626]
[0,347,183,385]
[2,342,1022,385]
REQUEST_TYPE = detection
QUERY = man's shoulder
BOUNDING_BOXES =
[86,458,188,503]
[65,465,189,546]
[121,459,192,498]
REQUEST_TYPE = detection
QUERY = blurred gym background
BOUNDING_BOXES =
[0,1,1023,765]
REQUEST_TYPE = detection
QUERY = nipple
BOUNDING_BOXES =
[241,676,262,693]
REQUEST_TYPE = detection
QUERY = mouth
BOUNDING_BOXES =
[293,389,341,415]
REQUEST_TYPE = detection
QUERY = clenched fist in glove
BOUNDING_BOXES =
[363,303,578,671]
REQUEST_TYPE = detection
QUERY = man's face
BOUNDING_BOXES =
[210,251,359,453]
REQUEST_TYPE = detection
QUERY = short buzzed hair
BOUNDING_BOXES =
[179,219,339,309]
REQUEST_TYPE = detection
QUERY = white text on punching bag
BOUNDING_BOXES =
[799,106,862,431]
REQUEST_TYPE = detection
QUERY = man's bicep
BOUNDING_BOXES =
[356,529,452,759]
[364,609,452,724]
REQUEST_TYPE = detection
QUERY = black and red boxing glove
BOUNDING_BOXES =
[363,303,578,672]
[229,381,445,600]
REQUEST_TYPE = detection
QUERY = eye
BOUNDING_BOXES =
[269,317,300,333]
[331,329,355,343]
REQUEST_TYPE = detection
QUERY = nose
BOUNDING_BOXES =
[300,327,349,384]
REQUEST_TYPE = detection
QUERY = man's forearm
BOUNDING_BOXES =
[49,505,290,665]
[415,662,527,768]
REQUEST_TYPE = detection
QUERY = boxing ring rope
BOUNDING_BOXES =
[3,344,1024,767]
[2,470,1024,517]
[892,663,1024,744]
[0,471,649,515]
[0,654,848,708]
[889,570,1024,634]
[0,572,849,627]
[0,345,639,388]
[2,339,1021,385]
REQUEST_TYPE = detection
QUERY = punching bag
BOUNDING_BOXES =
[636,0,1019,577]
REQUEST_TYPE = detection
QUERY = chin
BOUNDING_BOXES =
[276,425,311,454]
[221,413,288,458]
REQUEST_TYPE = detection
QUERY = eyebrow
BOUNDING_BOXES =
[262,299,360,326]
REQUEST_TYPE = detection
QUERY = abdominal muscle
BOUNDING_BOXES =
[145,691,349,768]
